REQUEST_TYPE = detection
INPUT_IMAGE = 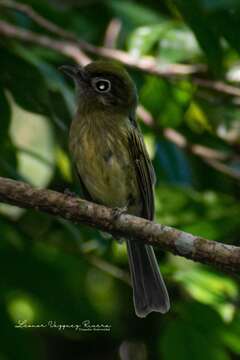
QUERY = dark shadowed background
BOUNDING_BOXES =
[1,0,240,359]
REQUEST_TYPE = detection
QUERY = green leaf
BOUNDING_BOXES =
[109,0,163,27]
[158,25,202,62]
[128,23,168,57]
[140,77,192,127]
[140,76,171,118]
[128,22,201,62]
[174,264,238,319]
[9,98,55,187]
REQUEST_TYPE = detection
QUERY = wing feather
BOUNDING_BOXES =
[128,126,156,220]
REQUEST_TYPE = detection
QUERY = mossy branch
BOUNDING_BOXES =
[0,176,239,275]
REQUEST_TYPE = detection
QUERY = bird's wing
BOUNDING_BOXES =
[128,124,156,221]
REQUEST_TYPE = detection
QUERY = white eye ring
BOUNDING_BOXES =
[92,78,111,93]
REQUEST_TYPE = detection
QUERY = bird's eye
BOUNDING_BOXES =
[92,78,111,93]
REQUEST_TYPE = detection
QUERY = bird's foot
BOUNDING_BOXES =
[112,205,128,220]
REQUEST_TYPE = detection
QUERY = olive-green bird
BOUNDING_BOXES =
[60,61,170,317]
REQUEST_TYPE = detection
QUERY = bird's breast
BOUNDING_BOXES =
[69,117,142,214]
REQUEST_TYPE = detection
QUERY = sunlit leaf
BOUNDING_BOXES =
[9,96,55,187]
[174,263,238,320]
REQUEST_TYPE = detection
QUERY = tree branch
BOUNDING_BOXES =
[2,15,238,180]
[1,0,240,166]
[2,0,240,97]
[137,106,240,181]
[0,20,90,65]
[0,176,240,274]
[0,19,202,76]
[0,0,75,40]
[0,0,205,76]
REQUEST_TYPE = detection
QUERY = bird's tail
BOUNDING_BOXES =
[126,239,170,318]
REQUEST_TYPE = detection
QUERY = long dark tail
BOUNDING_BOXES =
[126,239,170,318]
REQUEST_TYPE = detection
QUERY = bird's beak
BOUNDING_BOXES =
[59,65,81,79]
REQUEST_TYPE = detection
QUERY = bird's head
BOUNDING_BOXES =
[60,61,138,114]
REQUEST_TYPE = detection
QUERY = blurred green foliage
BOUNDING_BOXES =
[1,0,240,359]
